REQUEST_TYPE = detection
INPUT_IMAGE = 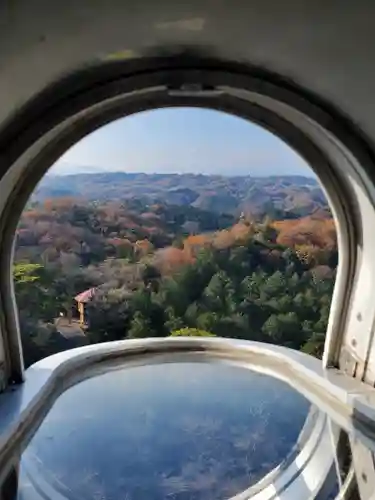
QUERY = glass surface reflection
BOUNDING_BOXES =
[17,361,309,499]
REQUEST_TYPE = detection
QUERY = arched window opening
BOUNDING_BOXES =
[8,108,344,499]
[14,108,337,366]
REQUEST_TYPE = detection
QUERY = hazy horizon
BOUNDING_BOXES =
[48,166,315,179]
[50,108,314,178]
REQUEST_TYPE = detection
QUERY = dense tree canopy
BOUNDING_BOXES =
[170,328,216,337]
[14,197,336,366]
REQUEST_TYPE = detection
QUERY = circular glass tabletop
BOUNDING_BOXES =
[18,359,309,499]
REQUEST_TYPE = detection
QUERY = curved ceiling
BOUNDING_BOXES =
[0,1,374,148]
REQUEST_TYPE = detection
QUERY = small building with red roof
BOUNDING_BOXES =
[74,287,97,325]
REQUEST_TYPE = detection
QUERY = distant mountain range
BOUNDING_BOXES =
[33,172,328,218]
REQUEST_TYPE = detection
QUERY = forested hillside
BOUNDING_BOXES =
[16,198,235,264]
[33,173,327,218]
[14,194,337,367]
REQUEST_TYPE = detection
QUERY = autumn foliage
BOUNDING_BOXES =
[16,197,337,280]
[273,216,336,249]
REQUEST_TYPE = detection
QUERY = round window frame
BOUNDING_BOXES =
[0,57,368,382]
[0,56,374,499]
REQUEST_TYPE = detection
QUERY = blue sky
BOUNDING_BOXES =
[51,107,312,177]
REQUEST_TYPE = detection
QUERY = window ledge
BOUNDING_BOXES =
[0,337,372,497]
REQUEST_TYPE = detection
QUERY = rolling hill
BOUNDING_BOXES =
[33,172,328,218]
